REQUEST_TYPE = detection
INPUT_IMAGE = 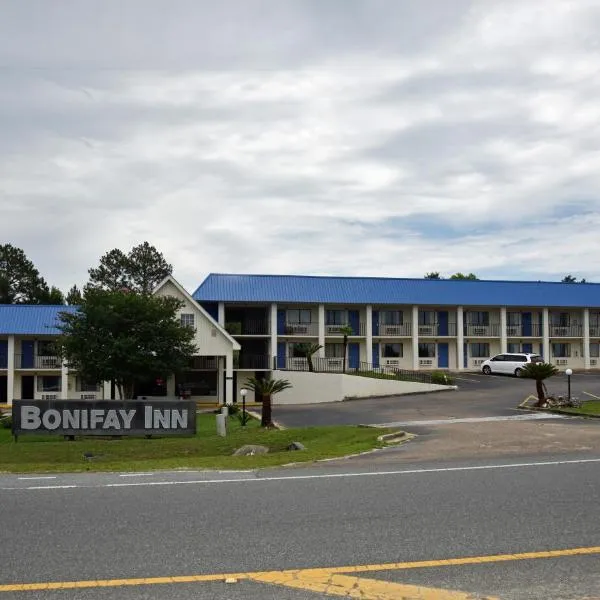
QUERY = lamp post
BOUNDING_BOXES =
[565,368,573,401]
[240,387,248,426]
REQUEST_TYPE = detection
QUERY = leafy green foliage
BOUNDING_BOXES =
[294,343,323,371]
[243,377,293,427]
[520,362,559,406]
[66,285,83,305]
[430,371,454,385]
[0,244,54,304]
[87,242,173,294]
[424,272,441,279]
[56,289,197,400]
[449,273,479,280]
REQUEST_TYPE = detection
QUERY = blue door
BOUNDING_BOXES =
[0,340,7,369]
[22,340,34,368]
[438,343,449,368]
[372,343,380,368]
[372,311,379,336]
[277,310,286,335]
[437,311,448,336]
[348,343,360,369]
[522,343,533,353]
[277,342,286,369]
[348,310,360,335]
[522,312,532,336]
[463,343,468,368]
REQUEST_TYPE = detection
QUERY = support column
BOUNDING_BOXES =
[225,352,233,405]
[60,362,69,400]
[7,336,14,405]
[270,303,278,368]
[411,305,419,370]
[584,308,590,370]
[166,374,176,398]
[318,304,325,357]
[366,305,373,365]
[217,357,224,404]
[500,307,507,353]
[217,302,225,326]
[543,308,550,361]
[103,380,112,401]
[457,307,464,370]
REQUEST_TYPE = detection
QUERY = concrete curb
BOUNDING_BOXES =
[246,409,286,430]
[516,405,600,419]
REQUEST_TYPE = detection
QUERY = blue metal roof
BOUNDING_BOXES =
[193,273,600,308]
[0,305,79,335]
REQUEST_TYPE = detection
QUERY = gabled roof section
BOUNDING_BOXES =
[193,273,600,308]
[0,305,78,335]
[153,276,241,350]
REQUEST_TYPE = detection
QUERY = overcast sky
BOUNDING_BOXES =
[2,0,600,293]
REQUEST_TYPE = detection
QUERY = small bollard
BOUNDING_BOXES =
[216,413,227,437]
[221,405,229,417]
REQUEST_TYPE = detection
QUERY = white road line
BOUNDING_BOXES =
[371,414,567,427]
[17,476,57,480]
[119,473,155,477]
[4,458,600,491]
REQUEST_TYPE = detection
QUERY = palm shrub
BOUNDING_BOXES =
[339,325,354,372]
[243,376,293,427]
[520,362,559,407]
[295,343,323,372]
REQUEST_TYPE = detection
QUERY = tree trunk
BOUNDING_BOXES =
[535,379,546,407]
[261,393,273,427]
[343,335,348,373]
[307,355,313,372]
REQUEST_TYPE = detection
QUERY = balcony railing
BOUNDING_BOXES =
[188,356,219,370]
[378,323,412,337]
[590,326,600,337]
[281,322,319,336]
[416,323,458,337]
[550,325,583,337]
[234,354,272,370]
[225,320,270,335]
[506,324,543,337]
[463,324,501,337]
[325,323,366,336]
[14,354,62,369]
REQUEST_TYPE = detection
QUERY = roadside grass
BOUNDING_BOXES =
[0,413,392,473]
[555,400,600,417]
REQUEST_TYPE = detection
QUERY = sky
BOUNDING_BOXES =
[1,0,600,294]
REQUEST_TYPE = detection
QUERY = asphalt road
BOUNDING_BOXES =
[1,456,600,599]
[273,371,600,427]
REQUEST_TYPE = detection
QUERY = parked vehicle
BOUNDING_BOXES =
[480,353,544,377]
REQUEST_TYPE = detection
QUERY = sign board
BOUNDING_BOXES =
[11,399,197,438]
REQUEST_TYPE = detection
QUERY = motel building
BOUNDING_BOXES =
[3,273,600,405]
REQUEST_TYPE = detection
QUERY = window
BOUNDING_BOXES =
[551,312,570,327]
[383,343,402,358]
[552,343,571,357]
[590,312,600,327]
[77,378,99,392]
[326,310,345,325]
[180,313,195,328]
[418,343,436,358]
[418,311,435,325]
[467,311,489,326]
[381,311,402,325]
[36,376,61,392]
[470,343,490,358]
[591,343,600,358]
[287,309,311,323]
[325,343,344,358]
[507,313,521,326]
[507,343,520,353]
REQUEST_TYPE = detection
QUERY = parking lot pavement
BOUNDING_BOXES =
[273,371,600,428]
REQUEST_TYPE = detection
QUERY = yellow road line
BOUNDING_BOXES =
[1,546,599,593]
[248,571,494,599]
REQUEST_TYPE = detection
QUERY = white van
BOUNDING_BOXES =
[480,353,543,377]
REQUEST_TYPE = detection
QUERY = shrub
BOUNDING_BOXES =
[0,413,12,429]
[431,371,454,385]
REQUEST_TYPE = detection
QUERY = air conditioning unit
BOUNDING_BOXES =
[553,327,569,336]
[80,394,96,400]
[384,359,400,366]
[590,359,597,366]
[41,394,57,400]
[473,359,485,366]
[419,359,434,366]
[418,325,435,336]
[473,327,486,336]
[381,325,402,336]
[326,325,345,334]
[287,324,308,334]
[507,326,519,336]
[556,359,569,366]
[40,357,60,368]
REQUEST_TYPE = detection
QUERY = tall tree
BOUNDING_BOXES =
[449,273,479,280]
[0,243,51,304]
[562,275,587,283]
[66,285,83,305]
[339,324,354,372]
[57,288,197,400]
[87,242,172,294]
[43,286,66,305]
[424,272,441,279]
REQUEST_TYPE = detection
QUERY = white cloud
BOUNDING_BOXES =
[1,0,600,293]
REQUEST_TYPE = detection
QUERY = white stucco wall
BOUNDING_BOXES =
[272,371,454,405]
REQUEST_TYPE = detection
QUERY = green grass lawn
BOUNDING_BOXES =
[0,413,392,474]
[557,400,600,417]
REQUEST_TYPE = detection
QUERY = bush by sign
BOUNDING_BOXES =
[11,399,196,439]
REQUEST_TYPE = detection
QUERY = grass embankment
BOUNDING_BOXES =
[555,400,600,417]
[0,413,391,474]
